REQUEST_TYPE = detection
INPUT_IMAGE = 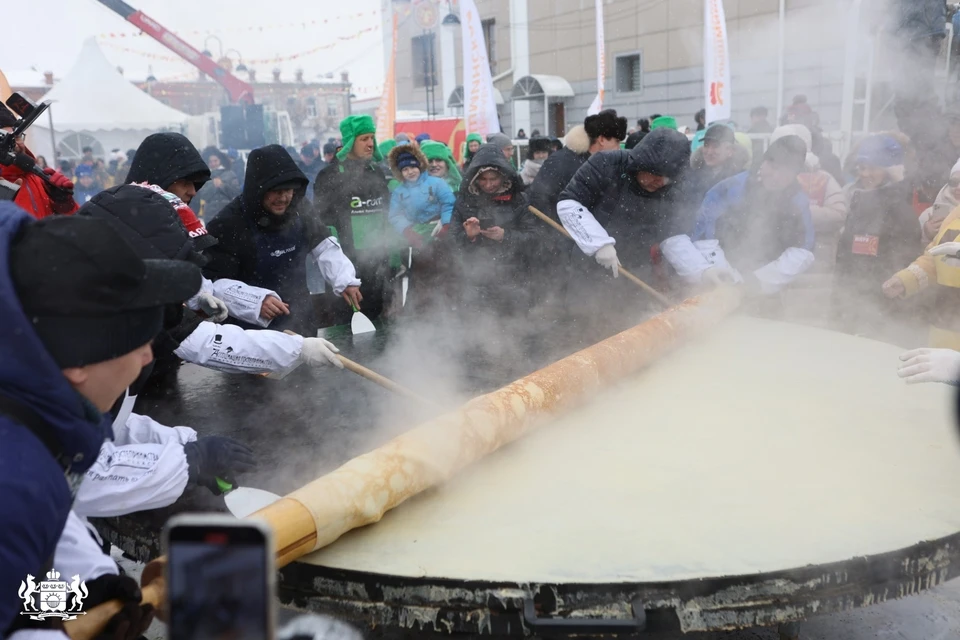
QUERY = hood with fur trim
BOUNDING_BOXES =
[563,125,591,155]
[387,143,428,181]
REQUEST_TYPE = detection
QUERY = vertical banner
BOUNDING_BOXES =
[704,0,731,123]
[587,0,606,116]
[375,11,398,143]
[461,0,501,135]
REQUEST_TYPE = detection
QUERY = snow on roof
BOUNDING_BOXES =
[4,69,50,88]
[42,38,187,132]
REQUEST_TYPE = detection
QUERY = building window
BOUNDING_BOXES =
[482,19,497,74]
[306,97,317,118]
[327,97,339,117]
[411,33,437,88]
[615,52,643,93]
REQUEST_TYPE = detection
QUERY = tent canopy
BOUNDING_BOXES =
[447,86,506,108]
[510,75,575,100]
[42,38,188,132]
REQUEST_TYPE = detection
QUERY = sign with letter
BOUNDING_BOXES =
[704,0,731,123]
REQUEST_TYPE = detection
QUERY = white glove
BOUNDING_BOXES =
[927,242,960,266]
[701,266,736,286]
[898,348,960,385]
[300,337,343,369]
[595,244,620,278]
[278,614,363,640]
[196,293,229,322]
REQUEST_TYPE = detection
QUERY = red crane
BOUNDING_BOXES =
[94,0,254,104]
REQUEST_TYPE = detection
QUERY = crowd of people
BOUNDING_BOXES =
[6,89,960,639]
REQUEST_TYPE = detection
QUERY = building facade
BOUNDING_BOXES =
[383,0,867,138]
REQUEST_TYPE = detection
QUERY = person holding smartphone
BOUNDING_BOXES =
[0,206,201,636]
[449,143,537,311]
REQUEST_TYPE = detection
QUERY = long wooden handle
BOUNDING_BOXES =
[338,355,438,407]
[63,578,165,640]
[527,205,672,307]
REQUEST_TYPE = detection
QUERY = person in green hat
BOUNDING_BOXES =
[420,140,462,192]
[651,115,678,131]
[313,114,392,325]
[462,133,484,171]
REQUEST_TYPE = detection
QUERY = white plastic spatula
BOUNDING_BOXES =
[224,487,283,519]
[350,303,376,335]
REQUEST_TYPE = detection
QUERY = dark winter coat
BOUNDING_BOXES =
[312,155,391,262]
[683,159,743,216]
[558,128,692,271]
[78,185,207,380]
[193,167,241,220]
[0,204,111,634]
[204,145,330,331]
[450,144,537,304]
[126,133,211,191]
[526,125,592,222]
[834,180,921,295]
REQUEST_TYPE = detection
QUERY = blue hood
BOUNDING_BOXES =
[0,202,108,470]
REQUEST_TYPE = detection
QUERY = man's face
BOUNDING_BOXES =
[78,175,94,188]
[263,188,295,215]
[468,141,480,153]
[324,152,335,163]
[62,342,154,412]
[501,145,515,160]
[533,150,549,161]
[702,139,734,168]
[857,164,888,190]
[477,169,504,194]
[351,134,375,160]
[167,178,197,204]
[208,155,222,170]
[428,158,448,177]
[636,171,670,193]
[597,136,621,152]
[758,160,799,191]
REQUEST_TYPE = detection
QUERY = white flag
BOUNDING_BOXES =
[460,0,501,135]
[704,0,731,123]
[587,0,606,116]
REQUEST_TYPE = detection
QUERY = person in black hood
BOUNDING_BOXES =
[450,143,537,309]
[126,132,210,205]
[556,127,692,285]
[312,115,391,325]
[204,144,362,335]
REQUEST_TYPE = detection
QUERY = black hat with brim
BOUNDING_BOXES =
[11,217,202,367]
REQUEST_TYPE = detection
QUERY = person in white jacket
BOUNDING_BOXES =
[661,135,816,295]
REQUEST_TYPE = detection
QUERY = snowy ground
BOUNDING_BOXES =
[116,546,960,639]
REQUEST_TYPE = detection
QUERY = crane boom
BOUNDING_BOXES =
[95,0,254,104]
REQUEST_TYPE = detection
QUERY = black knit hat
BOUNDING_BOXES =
[764,135,807,173]
[584,109,628,141]
[11,216,202,368]
[528,136,552,154]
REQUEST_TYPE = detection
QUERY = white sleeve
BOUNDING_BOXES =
[8,631,71,640]
[185,276,217,312]
[53,511,119,582]
[74,415,194,518]
[557,199,615,256]
[174,320,304,375]
[660,236,741,284]
[311,237,361,296]
[209,278,280,328]
[753,247,816,294]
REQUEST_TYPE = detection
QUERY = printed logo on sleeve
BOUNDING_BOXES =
[19,569,88,621]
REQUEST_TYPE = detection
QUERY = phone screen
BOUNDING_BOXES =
[167,524,270,640]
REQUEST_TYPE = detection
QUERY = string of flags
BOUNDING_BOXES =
[98,24,380,66]
[96,10,381,39]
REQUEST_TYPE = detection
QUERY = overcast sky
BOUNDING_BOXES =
[1,0,385,98]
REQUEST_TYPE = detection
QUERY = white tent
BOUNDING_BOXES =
[29,38,188,162]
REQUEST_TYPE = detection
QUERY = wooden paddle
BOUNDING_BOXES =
[527,205,671,307]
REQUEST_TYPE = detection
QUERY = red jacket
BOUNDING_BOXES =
[0,154,78,219]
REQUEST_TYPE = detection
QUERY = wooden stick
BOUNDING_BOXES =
[63,578,165,640]
[337,354,439,408]
[527,205,672,307]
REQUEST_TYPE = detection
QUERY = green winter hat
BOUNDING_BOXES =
[379,138,397,158]
[420,140,462,185]
[337,114,382,162]
[466,132,483,145]
[651,116,678,131]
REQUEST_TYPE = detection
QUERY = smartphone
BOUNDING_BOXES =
[164,514,275,640]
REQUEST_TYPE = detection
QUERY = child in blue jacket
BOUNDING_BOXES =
[387,144,455,248]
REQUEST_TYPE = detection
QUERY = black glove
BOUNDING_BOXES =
[184,436,257,494]
[84,574,155,640]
